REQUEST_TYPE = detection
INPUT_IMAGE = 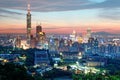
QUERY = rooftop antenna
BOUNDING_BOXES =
[40,22,41,26]
[36,21,38,26]
[27,0,31,13]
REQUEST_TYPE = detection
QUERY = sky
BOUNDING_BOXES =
[0,0,120,34]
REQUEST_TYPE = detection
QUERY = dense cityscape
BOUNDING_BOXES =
[1,1,120,80]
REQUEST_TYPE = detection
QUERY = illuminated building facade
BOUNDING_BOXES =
[26,4,31,44]
[34,50,50,65]
[87,28,91,39]
[36,25,46,42]
[38,30,46,43]
[69,30,76,42]
[36,25,42,38]
[30,35,37,48]
[36,24,47,49]
[15,36,21,48]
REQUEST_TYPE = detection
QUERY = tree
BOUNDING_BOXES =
[0,62,34,80]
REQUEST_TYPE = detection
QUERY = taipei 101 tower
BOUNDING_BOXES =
[26,3,31,44]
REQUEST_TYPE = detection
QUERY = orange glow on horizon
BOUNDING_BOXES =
[0,21,120,34]
[0,26,119,34]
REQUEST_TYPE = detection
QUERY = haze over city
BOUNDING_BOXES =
[1,0,120,80]
[0,0,120,34]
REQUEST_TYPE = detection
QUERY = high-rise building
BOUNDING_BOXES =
[36,24,47,49]
[15,36,21,48]
[34,50,50,65]
[30,35,37,48]
[36,25,42,38]
[69,30,76,42]
[87,28,91,39]
[26,3,31,44]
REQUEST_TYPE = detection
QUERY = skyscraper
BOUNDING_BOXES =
[87,28,91,39]
[26,3,31,44]
[36,24,47,49]
[15,36,21,48]
[36,25,42,38]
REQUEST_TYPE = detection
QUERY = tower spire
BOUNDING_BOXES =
[40,22,41,26]
[26,0,31,45]
[27,3,31,13]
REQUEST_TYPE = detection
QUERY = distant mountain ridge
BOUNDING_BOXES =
[92,31,118,35]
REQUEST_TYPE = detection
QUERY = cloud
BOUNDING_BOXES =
[0,8,25,20]
[0,14,8,18]
[0,0,26,9]
[85,0,120,9]
[99,8,120,20]
[0,0,120,20]
[0,8,24,15]
[0,0,120,11]
[0,0,120,12]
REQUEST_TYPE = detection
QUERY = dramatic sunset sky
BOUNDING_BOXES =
[0,0,120,34]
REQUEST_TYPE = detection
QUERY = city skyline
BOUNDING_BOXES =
[0,0,120,34]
